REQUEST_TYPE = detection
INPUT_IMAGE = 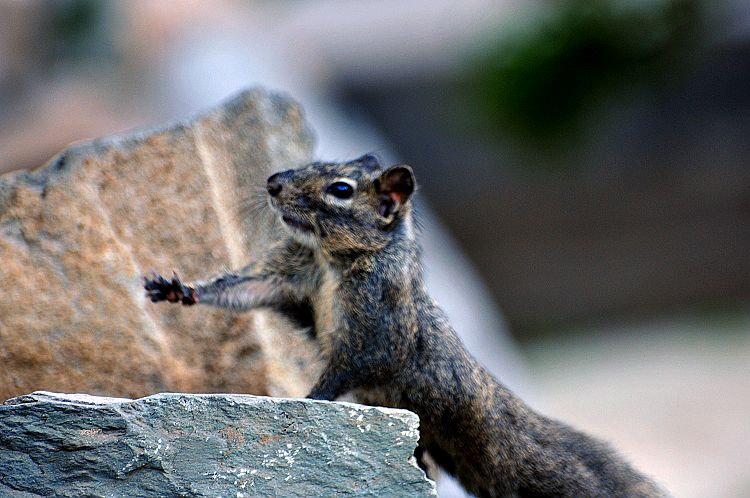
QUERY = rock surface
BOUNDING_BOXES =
[0,89,321,401]
[0,391,435,497]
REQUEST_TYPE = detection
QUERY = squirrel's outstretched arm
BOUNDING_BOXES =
[144,240,317,311]
[144,272,291,311]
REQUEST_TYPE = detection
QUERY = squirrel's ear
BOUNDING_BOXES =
[376,165,415,218]
[355,153,382,171]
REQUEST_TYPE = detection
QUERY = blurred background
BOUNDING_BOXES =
[1,1,748,496]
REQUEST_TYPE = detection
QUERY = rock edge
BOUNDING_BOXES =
[0,391,436,497]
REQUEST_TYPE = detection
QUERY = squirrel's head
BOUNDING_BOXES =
[266,154,416,254]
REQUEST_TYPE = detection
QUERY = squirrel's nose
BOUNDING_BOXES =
[267,174,282,197]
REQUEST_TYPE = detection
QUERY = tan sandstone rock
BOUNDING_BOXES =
[0,89,321,401]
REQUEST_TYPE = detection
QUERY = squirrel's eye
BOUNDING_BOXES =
[326,181,354,199]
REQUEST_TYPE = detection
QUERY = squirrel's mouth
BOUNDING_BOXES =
[282,214,314,233]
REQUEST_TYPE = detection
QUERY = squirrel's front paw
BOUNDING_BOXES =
[143,273,198,305]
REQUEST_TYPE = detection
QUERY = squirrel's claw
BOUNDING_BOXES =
[143,272,197,305]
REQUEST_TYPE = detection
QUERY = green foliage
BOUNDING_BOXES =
[468,0,703,149]
[51,0,100,45]
[46,0,109,63]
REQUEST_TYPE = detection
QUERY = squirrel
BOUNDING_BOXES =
[144,154,667,498]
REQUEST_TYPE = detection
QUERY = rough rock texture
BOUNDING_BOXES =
[0,391,435,497]
[0,89,322,401]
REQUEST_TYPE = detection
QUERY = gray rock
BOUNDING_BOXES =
[0,392,436,497]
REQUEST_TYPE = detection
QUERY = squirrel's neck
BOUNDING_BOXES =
[322,212,420,273]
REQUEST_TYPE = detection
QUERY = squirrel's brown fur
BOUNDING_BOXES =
[145,154,667,497]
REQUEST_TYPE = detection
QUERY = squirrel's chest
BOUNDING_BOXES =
[312,268,342,356]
